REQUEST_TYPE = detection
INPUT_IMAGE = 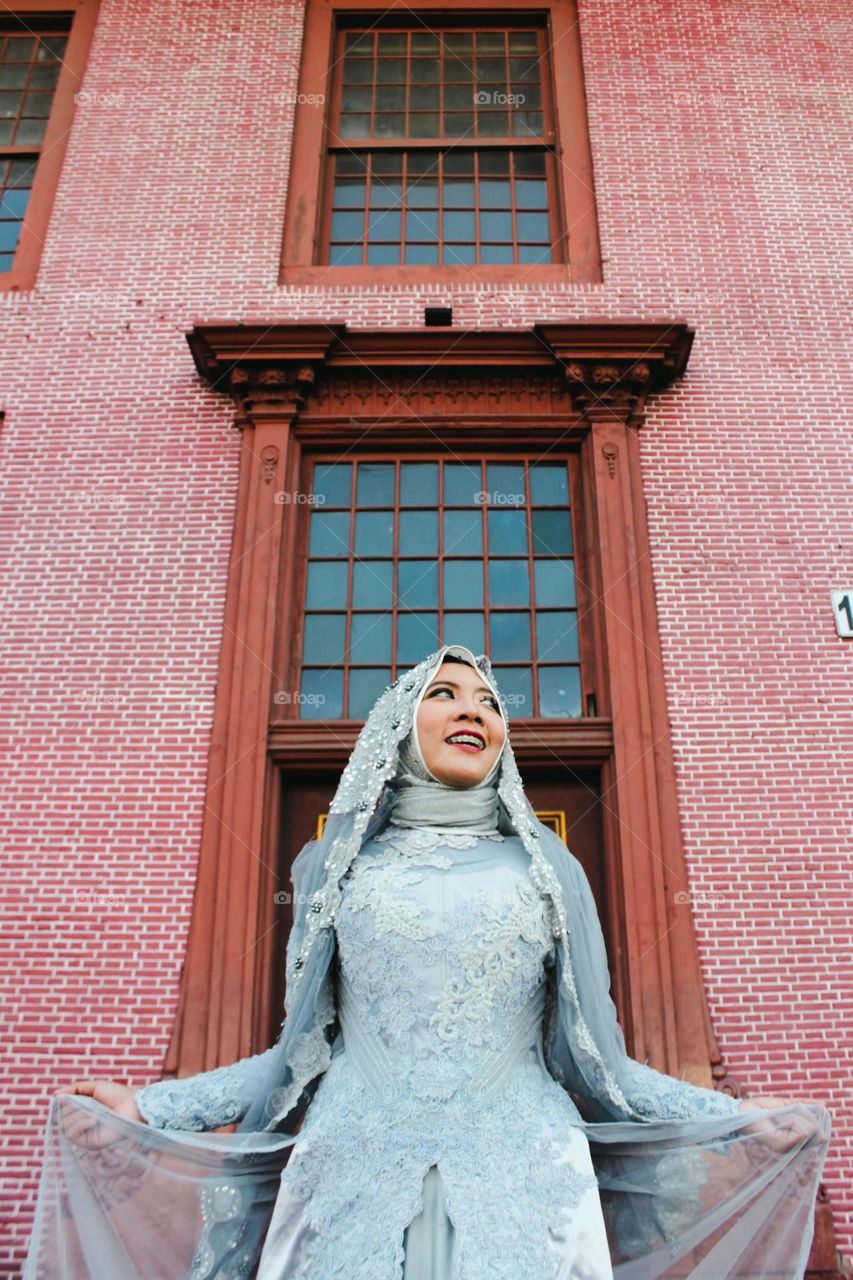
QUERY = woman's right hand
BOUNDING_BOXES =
[53,1079,148,1147]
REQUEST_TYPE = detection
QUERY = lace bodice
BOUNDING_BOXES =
[334,825,555,1079]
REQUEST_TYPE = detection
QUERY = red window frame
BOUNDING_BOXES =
[280,0,602,286]
[0,0,100,294]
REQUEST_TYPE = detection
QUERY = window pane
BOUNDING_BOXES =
[443,560,483,608]
[479,243,513,263]
[480,210,513,240]
[443,611,485,654]
[398,611,439,662]
[487,461,525,498]
[407,208,438,239]
[539,666,581,717]
[444,509,482,555]
[357,463,395,505]
[400,462,438,505]
[534,559,576,607]
[444,179,475,207]
[331,209,364,239]
[529,464,568,505]
[308,511,351,557]
[489,559,529,605]
[408,178,439,207]
[517,211,550,241]
[334,178,366,206]
[370,180,402,207]
[349,612,392,663]
[445,243,475,264]
[14,118,46,144]
[354,510,395,556]
[368,208,401,237]
[404,242,439,263]
[531,510,573,555]
[399,509,438,556]
[535,611,573,665]
[326,483,369,546]
[306,560,349,608]
[516,179,548,208]
[478,179,512,208]
[366,241,401,263]
[300,667,343,719]
[397,559,439,607]
[374,113,406,138]
[444,463,482,505]
[517,244,549,264]
[352,560,394,608]
[537,610,579,662]
[303,612,346,663]
[329,242,362,265]
[490,610,531,661]
[443,210,475,239]
[348,668,391,718]
[488,509,528,554]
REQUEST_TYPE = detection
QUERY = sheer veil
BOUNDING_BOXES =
[24,645,832,1280]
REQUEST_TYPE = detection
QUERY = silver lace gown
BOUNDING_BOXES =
[254,825,614,1280]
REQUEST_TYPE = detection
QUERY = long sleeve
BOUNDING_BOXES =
[134,1043,280,1131]
[619,1057,741,1121]
[135,864,308,1132]
[557,846,743,1124]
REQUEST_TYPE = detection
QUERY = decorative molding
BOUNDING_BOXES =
[185,322,694,433]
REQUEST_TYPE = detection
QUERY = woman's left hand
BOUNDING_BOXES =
[737,1095,826,1153]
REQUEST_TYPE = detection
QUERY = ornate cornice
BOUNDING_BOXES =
[186,321,694,430]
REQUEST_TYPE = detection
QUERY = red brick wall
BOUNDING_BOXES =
[2,0,850,1271]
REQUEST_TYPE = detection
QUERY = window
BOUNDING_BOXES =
[0,3,99,292]
[325,25,558,267]
[281,0,601,285]
[299,456,581,719]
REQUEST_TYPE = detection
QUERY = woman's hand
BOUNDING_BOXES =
[737,1094,825,1153]
[53,1079,147,1148]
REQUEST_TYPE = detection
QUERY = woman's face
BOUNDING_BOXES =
[415,660,506,787]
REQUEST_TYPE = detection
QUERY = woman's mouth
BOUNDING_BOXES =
[445,732,486,753]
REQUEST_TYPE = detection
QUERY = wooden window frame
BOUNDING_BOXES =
[161,320,741,1117]
[280,0,602,286]
[0,0,100,294]
[292,452,587,721]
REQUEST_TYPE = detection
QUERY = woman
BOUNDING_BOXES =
[27,645,830,1280]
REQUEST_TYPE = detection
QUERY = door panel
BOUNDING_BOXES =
[271,766,610,1038]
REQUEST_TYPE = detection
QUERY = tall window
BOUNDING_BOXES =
[298,457,580,720]
[0,16,69,270]
[323,23,558,267]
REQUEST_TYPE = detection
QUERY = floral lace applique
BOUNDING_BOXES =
[373,825,505,856]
